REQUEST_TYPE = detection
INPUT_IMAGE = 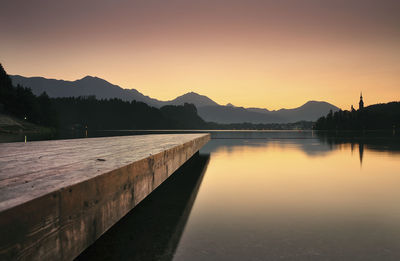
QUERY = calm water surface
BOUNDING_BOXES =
[78,131,400,261]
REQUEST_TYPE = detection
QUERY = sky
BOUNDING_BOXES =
[1,0,399,110]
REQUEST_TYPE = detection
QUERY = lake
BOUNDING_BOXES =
[73,131,400,260]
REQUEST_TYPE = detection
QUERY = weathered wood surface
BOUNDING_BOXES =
[0,133,210,261]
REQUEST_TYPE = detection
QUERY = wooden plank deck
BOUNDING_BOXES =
[0,133,210,261]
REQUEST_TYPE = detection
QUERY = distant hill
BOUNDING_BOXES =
[247,107,270,113]
[165,92,219,107]
[198,101,339,123]
[11,75,339,123]
[198,105,283,123]
[275,101,340,123]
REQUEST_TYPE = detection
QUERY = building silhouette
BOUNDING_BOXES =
[359,92,364,110]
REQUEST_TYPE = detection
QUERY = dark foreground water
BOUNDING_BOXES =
[72,131,400,260]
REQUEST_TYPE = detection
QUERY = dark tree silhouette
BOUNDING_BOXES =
[0,63,58,127]
[315,103,400,131]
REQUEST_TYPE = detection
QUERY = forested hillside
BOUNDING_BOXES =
[315,103,400,130]
[1,64,205,130]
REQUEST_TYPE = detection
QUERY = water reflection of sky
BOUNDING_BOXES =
[201,138,334,157]
[172,134,400,261]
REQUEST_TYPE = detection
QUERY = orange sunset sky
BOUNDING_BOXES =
[1,0,399,110]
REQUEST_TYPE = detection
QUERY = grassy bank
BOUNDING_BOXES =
[0,113,56,142]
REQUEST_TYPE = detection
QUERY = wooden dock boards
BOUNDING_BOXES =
[0,133,210,260]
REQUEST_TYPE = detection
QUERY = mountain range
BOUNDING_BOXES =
[11,75,339,123]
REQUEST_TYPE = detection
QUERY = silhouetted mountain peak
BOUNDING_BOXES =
[167,92,219,107]
[302,100,326,106]
[78,75,109,85]
[80,75,96,80]
[179,92,207,99]
[277,100,339,112]
[299,100,339,109]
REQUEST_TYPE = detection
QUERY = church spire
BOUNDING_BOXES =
[359,92,364,110]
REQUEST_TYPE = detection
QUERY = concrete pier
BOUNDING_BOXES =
[0,133,210,261]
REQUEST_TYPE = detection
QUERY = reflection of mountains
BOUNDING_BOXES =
[76,153,209,261]
[317,133,400,165]
[201,133,400,163]
[201,137,335,157]
[317,133,400,154]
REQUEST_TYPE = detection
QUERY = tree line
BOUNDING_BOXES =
[315,103,400,130]
[0,64,56,127]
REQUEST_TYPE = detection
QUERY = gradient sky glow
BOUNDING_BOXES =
[1,0,399,109]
